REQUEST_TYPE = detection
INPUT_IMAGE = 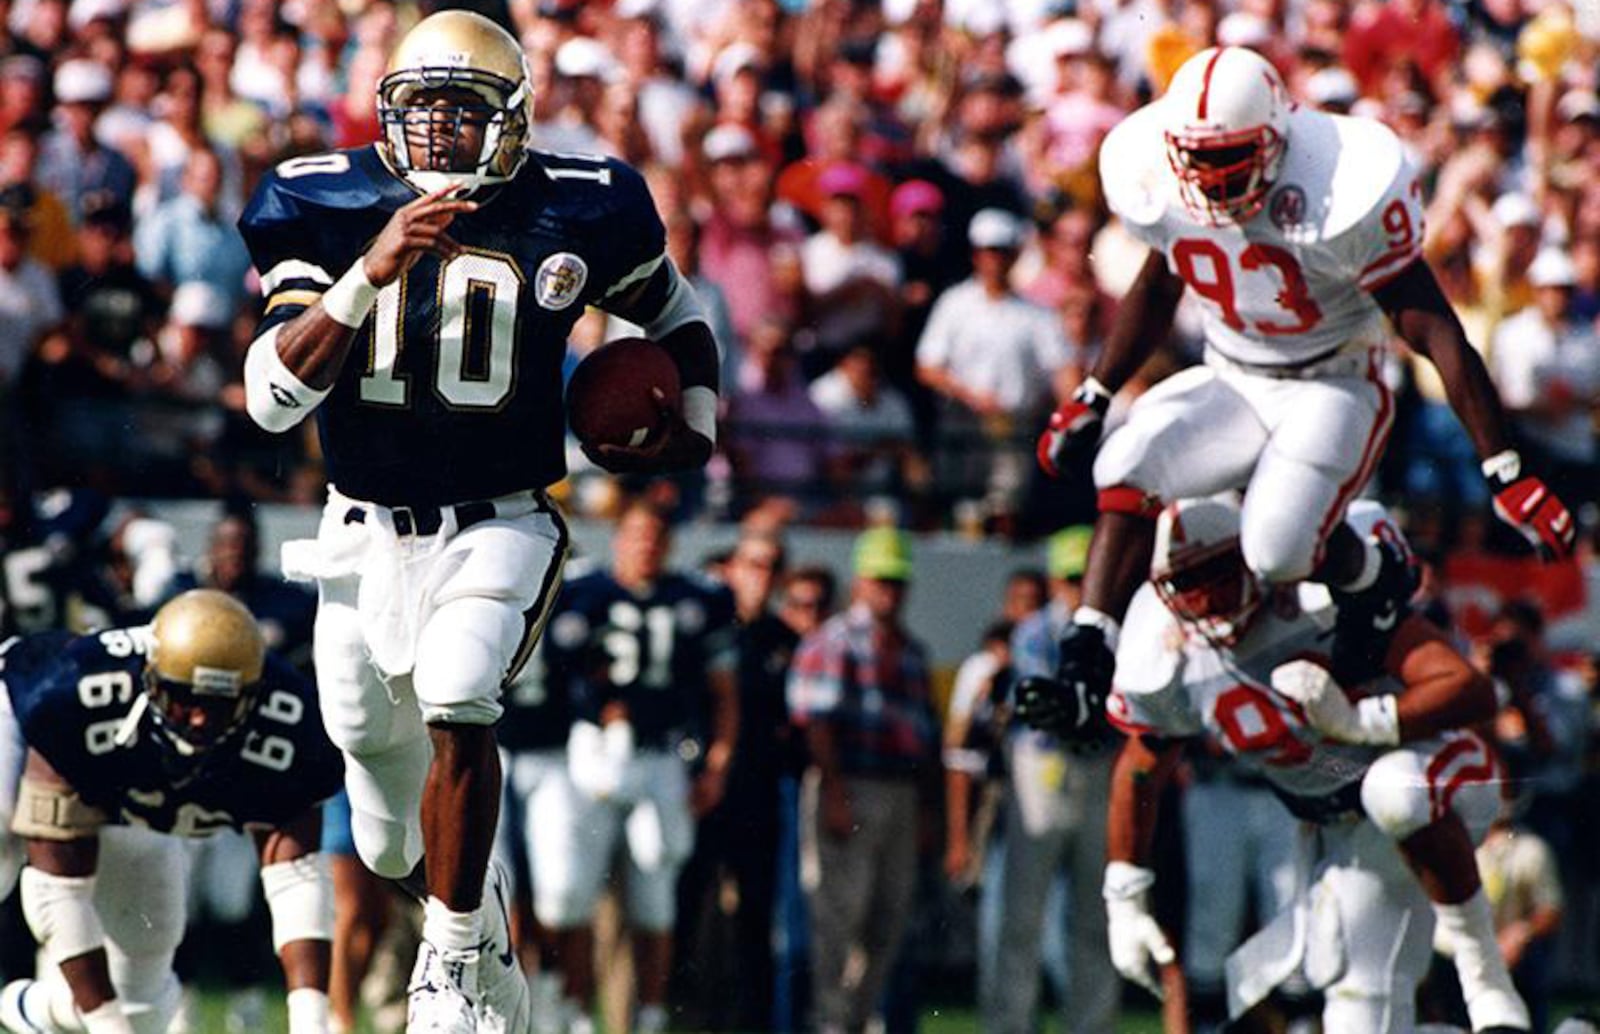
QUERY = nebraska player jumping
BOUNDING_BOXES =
[1033,46,1573,728]
[1098,497,1529,1034]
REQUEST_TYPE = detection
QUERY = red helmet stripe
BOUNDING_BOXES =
[1196,46,1228,120]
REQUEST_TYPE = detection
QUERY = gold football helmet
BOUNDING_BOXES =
[146,589,266,757]
[378,10,533,196]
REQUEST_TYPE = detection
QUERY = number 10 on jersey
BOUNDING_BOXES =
[359,250,524,411]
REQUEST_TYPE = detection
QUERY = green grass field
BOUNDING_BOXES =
[185,986,1600,1033]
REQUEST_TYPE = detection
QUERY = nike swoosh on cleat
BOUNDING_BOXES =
[492,875,515,968]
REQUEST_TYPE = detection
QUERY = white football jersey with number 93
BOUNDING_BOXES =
[1101,104,1426,370]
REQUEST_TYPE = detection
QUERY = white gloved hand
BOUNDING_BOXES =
[1103,861,1175,999]
[1270,659,1399,746]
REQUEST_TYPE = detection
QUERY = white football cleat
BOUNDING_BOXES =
[407,939,479,1034]
[476,860,532,1034]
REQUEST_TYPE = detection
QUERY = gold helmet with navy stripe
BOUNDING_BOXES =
[378,10,533,196]
[146,589,266,760]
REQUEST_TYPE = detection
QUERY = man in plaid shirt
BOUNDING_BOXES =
[787,527,941,1034]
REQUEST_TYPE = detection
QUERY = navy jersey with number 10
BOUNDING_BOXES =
[237,145,676,507]
[0,628,344,837]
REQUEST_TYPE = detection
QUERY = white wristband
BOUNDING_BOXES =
[1103,860,1157,901]
[1355,694,1401,746]
[682,385,717,447]
[1080,376,1113,404]
[1481,449,1522,482]
[320,260,381,328]
[80,1000,135,1034]
[286,988,331,1034]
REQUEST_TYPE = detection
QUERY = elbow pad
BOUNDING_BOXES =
[20,867,106,965]
[261,852,335,952]
[244,326,330,433]
[638,260,710,342]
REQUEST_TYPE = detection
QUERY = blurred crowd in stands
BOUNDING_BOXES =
[0,0,1597,1031]
[0,0,1593,539]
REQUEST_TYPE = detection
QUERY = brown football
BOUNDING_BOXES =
[565,337,682,449]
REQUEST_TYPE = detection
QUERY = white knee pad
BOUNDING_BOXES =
[1361,737,1501,843]
[1091,425,1160,496]
[413,597,525,726]
[342,736,430,879]
[1360,750,1434,840]
[345,749,429,879]
[1240,507,1321,584]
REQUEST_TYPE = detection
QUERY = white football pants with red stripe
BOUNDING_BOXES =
[1094,348,1392,583]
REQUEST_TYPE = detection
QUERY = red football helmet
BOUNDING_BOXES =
[1152,495,1263,645]
[1164,47,1292,225]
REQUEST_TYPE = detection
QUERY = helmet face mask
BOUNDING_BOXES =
[1152,497,1262,646]
[1165,124,1285,224]
[145,671,254,758]
[377,11,533,196]
[1163,47,1291,226]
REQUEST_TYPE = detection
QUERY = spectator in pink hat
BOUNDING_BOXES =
[777,98,893,241]
[801,160,903,363]
[887,177,959,441]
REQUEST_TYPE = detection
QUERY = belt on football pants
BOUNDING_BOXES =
[343,492,545,537]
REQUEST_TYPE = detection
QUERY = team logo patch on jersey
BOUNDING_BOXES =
[536,253,588,311]
[1269,186,1307,231]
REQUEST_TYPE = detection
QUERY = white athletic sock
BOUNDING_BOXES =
[1435,891,1530,1031]
[422,896,483,955]
[635,1003,668,1034]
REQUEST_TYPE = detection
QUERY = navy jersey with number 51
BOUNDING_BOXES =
[0,628,344,836]
[237,145,676,507]
[544,570,736,749]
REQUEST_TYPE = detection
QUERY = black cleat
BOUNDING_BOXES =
[1331,536,1420,684]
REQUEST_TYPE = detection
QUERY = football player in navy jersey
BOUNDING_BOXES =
[536,502,738,1034]
[0,590,342,1034]
[235,10,719,1033]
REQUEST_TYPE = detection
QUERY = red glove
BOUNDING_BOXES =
[1037,378,1112,480]
[1484,450,1575,560]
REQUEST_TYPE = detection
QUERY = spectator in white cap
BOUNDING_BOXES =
[1305,66,1359,114]
[1482,191,1545,318]
[916,208,1074,534]
[699,121,801,347]
[536,36,615,154]
[37,58,135,221]
[1490,247,1600,509]
[709,40,766,139]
